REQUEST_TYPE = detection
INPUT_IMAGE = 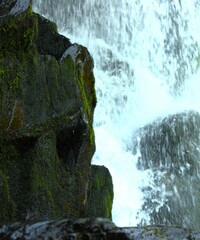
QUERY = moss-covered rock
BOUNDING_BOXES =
[0,0,101,223]
[85,165,114,219]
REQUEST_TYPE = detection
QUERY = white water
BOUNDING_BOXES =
[33,0,200,227]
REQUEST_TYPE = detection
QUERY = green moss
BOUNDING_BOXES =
[72,49,96,152]
[76,67,92,121]
[0,10,38,113]
[0,170,9,199]
[27,131,79,220]
[0,57,20,95]
[85,165,113,219]
[0,97,24,131]
[74,48,96,122]
[31,176,57,218]
[0,142,22,222]
[0,170,11,221]
[105,190,114,219]
[0,10,37,57]
[153,227,159,236]
[0,6,97,222]
[0,129,77,222]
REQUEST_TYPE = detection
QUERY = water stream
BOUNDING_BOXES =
[33,0,200,229]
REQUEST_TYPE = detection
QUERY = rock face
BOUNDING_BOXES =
[1,218,200,240]
[0,0,113,223]
[0,0,31,17]
[132,111,200,229]
[85,165,114,219]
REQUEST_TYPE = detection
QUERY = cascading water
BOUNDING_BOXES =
[33,0,200,229]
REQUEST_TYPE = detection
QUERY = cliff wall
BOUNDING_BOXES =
[0,0,113,223]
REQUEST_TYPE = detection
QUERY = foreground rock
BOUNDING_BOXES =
[0,0,113,222]
[85,165,114,219]
[132,111,200,229]
[1,218,200,240]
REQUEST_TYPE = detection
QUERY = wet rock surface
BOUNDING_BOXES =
[0,0,112,223]
[132,111,200,229]
[36,13,72,60]
[85,165,114,219]
[0,0,30,17]
[0,218,200,240]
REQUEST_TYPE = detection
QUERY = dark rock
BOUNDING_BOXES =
[85,165,114,219]
[0,0,106,223]
[131,111,200,229]
[0,218,200,240]
[36,13,72,60]
[0,0,31,17]
[9,0,30,16]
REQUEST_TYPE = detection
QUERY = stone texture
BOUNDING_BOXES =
[0,0,31,17]
[36,13,72,60]
[0,0,112,223]
[85,165,114,219]
[131,111,200,229]
[0,218,200,240]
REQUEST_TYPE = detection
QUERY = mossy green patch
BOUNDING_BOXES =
[0,10,38,57]
[0,102,24,131]
[0,170,10,218]
[85,165,114,220]
[72,47,96,153]
[0,4,97,222]
[0,139,25,222]
[0,179,16,222]
[74,46,96,121]
[0,11,38,133]
[0,10,37,60]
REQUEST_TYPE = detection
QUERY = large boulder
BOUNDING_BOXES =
[132,111,200,229]
[0,0,113,223]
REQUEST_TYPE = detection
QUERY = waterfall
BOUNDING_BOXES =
[33,0,200,229]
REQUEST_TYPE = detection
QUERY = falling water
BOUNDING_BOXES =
[33,0,200,229]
